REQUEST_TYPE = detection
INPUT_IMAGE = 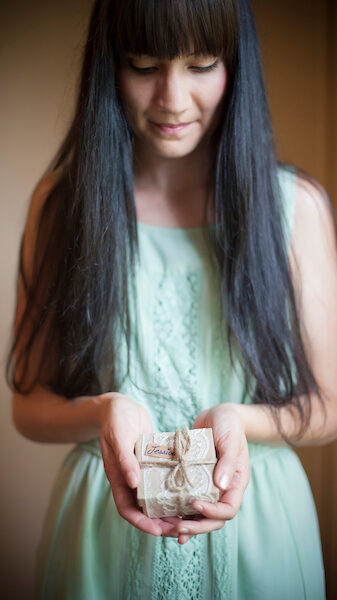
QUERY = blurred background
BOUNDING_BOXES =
[0,0,336,597]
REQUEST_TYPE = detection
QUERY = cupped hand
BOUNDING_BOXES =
[97,392,178,538]
[161,403,250,544]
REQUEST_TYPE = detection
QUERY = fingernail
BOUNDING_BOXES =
[179,528,189,534]
[219,473,229,490]
[128,471,138,488]
[194,503,203,513]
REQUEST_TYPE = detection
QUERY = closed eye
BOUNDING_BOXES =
[128,65,156,74]
[190,61,219,73]
[128,60,219,75]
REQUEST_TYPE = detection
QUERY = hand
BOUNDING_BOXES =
[161,404,250,544]
[97,392,179,538]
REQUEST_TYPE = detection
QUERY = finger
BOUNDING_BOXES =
[175,516,225,536]
[213,429,244,492]
[112,478,180,537]
[110,471,161,534]
[178,533,194,544]
[191,479,247,521]
[192,410,209,430]
[151,515,183,537]
[160,516,186,527]
[101,433,140,489]
[160,515,204,538]
[110,465,181,537]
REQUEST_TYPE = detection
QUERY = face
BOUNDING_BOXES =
[117,52,228,159]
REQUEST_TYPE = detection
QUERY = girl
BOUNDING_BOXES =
[7,0,337,598]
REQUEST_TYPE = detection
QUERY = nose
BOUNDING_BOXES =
[154,66,191,115]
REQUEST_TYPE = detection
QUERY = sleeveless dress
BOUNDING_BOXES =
[33,166,326,599]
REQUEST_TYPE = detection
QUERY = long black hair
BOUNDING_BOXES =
[6,0,328,444]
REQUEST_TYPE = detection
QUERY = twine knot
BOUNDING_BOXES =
[166,427,194,493]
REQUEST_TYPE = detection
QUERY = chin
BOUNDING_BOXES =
[151,140,202,159]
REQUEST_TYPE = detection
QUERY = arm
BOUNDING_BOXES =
[231,392,337,447]
[172,175,337,545]
[232,174,337,447]
[11,172,105,444]
[10,174,179,539]
[12,384,103,443]
[13,384,173,539]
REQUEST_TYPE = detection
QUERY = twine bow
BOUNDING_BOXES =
[165,427,194,492]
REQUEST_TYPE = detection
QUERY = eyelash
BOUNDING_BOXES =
[128,61,219,74]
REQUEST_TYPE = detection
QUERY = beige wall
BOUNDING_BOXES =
[1,0,336,598]
[0,1,92,597]
[253,2,337,596]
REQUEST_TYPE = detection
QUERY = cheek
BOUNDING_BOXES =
[117,74,149,118]
[203,70,227,117]
[207,70,228,112]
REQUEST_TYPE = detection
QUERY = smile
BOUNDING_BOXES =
[149,121,193,135]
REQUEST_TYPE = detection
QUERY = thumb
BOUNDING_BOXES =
[213,432,239,492]
[101,435,140,488]
[108,432,141,489]
[192,409,209,430]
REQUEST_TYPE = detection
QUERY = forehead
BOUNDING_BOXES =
[111,0,238,70]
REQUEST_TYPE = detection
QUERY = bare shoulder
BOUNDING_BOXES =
[13,169,62,388]
[22,170,60,275]
[28,169,59,219]
[290,172,337,275]
[24,169,59,244]
[289,173,337,409]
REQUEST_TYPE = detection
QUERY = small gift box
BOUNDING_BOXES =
[135,427,220,518]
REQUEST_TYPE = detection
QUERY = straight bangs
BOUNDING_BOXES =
[110,0,238,73]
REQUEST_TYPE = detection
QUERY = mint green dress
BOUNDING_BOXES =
[34,167,326,599]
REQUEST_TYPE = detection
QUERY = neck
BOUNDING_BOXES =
[132,137,216,227]
[133,138,213,197]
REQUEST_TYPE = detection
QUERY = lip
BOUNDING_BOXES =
[149,121,193,135]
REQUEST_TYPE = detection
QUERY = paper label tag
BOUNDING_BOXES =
[145,443,176,459]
